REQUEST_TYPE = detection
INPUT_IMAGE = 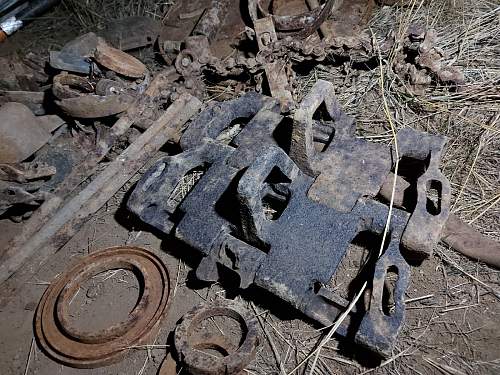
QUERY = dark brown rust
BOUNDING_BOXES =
[442,215,500,269]
[34,246,172,368]
[249,0,338,38]
[94,37,147,78]
[174,299,259,375]
[57,93,134,119]
[52,73,134,118]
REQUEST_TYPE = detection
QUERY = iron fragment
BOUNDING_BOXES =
[173,299,259,375]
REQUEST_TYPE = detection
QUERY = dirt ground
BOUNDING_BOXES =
[0,1,499,374]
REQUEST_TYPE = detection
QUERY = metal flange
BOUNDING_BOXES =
[34,246,172,368]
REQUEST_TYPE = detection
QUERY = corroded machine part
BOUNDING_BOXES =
[34,246,172,368]
[127,87,421,356]
[174,299,259,375]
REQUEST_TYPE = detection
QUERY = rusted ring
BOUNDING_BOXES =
[34,246,172,368]
[174,299,259,375]
[174,49,200,76]
[52,72,94,100]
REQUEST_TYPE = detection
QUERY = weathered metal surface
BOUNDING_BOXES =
[192,0,230,42]
[0,102,52,163]
[0,162,56,183]
[290,81,451,255]
[442,214,500,269]
[94,37,147,78]
[102,16,160,51]
[127,88,417,356]
[127,79,455,355]
[174,299,259,375]
[49,51,91,74]
[52,73,134,118]
[396,128,451,258]
[379,173,500,269]
[34,246,172,368]
[57,93,134,119]
[253,16,294,111]
[0,181,47,216]
[249,0,338,38]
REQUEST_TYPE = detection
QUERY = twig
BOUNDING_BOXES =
[251,303,286,375]
[24,338,35,375]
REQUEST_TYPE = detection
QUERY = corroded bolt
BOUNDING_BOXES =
[261,32,271,46]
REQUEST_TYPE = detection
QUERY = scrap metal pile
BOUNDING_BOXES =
[127,80,450,358]
[0,0,499,374]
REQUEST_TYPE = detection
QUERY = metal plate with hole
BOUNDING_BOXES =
[34,246,172,368]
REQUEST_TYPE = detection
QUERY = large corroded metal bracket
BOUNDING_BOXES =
[290,80,451,257]
[127,89,421,356]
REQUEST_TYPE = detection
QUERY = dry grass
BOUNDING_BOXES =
[61,0,172,30]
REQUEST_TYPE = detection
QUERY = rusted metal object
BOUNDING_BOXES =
[127,89,413,357]
[127,81,457,356]
[442,215,500,269]
[290,80,451,258]
[52,72,135,118]
[34,246,172,368]
[249,0,338,38]
[94,37,147,78]
[192,0,230,42]
[102,16,160,51]
[174,299,259,375]
[0,162,56,183]
[57,93,135,119]
[396,128,451,258]
[253,16,294,111]
[0,102,54,163]
[379,173,500,269]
